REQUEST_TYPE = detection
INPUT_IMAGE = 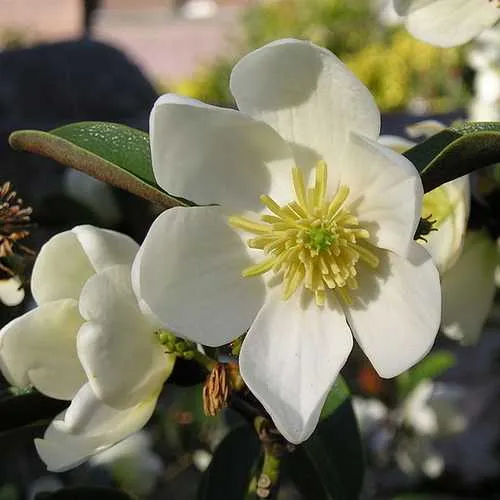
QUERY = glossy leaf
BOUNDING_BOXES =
[9,122,181,208]
[197,425,260,500]
[287,398,364,500]
[320,376,350,418]
[0,389,67,435]
[404,122,500,193]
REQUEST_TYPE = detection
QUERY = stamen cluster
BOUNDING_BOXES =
[230,163,379,306]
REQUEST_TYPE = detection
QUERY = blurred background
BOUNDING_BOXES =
[0,1,499,499]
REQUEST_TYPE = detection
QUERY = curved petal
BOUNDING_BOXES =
[35,384,159,472]
[31,226,139,304]
[404,0,500,47]
[240,291,353,444]
[441,231,498,344]
[73,225,139,272]
[230,39,380,176]
[78,266,174,408]
[150,94,294,210]
[0,300,86,399]
[342,133,423,257]
[134,206,266,346]
[421,176,470,273]
[346,243,440,378]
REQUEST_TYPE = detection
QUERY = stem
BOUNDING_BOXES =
[245,417,285,499]
[189,350,217,372]
[257,446,281,499]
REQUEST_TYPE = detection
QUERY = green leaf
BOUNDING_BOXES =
[396,350,455,399]
[404,122,500,193]
[320,376,350,418]
[197,425,260,500]
[0,389,68,435]
[9,122,181,207]
[287,398,364,500]
[37,487,133,500]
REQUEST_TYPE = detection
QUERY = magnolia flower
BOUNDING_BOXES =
[441,230,498,343]
[378,133,497,343]
[380,121,470,273]
[0,226,175,471]
[394,0,500,47]
[379,133,470,274]
[133,39,441,443]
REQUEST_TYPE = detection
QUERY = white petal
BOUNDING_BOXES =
[72,225,139,272]
[240,291,353,444]
[0,277,24,306]
[78,265,174,408]
[0,300,86,399]
[150,94,293,210]
[404,0,500,47]
[230,39,380,176]
[421,176,470,273]
[31,226,139,304]
[346,243,441,378]
[441,231,498,344]
[134,206,266,346]
[35,385,158,472]
[342,133,423,257]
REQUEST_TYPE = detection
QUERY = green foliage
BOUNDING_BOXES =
[345,30,465,112]
[243,0,376,56]
[404,122,500,192]
[170,0,466,112]
[397,351,456,399]
[287,399,364,500]
[320,376,350,418]
[9,123,180,208]
[0,389,67,435]
[197,426,260,500]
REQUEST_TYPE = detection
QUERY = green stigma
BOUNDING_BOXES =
[307,227,336,252]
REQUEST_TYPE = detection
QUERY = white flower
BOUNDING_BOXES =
[0,225,175,471]
[133,39,441,444]
[90,431,163,496]
[379,127,470,274]
[380,133,497,343]
[441,230,498,344]
[394,0,500,47]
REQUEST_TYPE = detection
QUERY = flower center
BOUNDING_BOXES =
[421,186,454,229]
[229,162,379,306]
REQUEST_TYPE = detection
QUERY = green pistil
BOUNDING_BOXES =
[307,227,335,252]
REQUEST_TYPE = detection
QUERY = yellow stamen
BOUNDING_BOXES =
[229,163,380,306]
